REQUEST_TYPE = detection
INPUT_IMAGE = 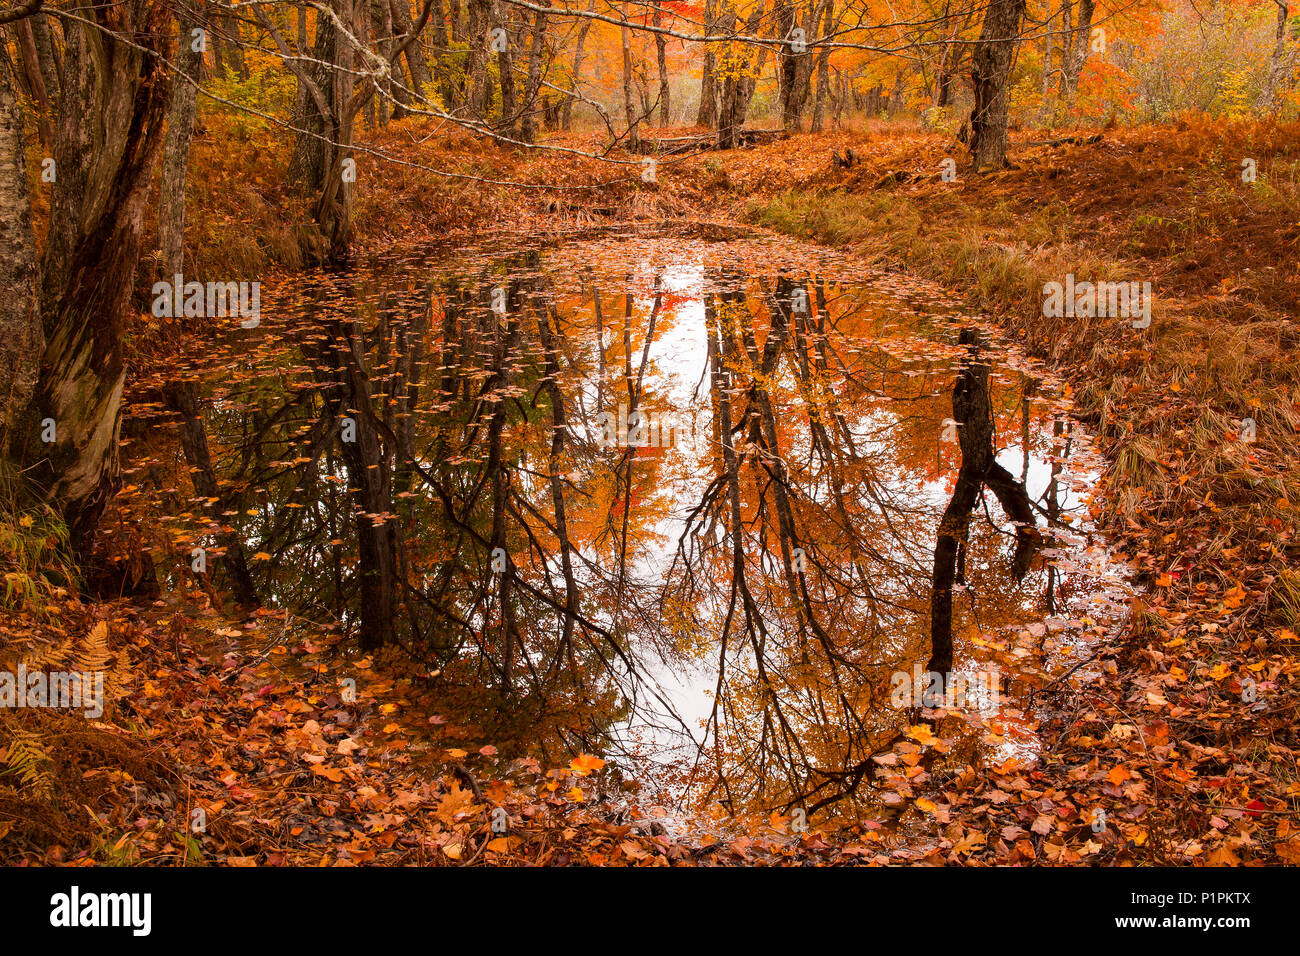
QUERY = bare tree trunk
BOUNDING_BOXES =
[14,20,53,145]
[493,2,517,134]
[561,3,592,130]
[777,0,813,132]
[621,9,641,151]
[21,0,172,561]
[389,0,433,104]
[1040,1,1053,119]
[969,0,1025,171]
[935,8,968,107]
[1258,0,1295,112]
[31,16,61,99]
[717,7,762,148]
[158,8,203,279]
[652,3,670,125]
[466,0,491,117]
[696,0,718,126]
[1061,0,1095,97]
[371,0,398,124]
[810,0,834,132]
[519,7,547,142]
[286,6,338,190]
[224,10,249,79]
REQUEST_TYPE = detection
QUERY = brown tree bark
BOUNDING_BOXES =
[519,7,548,142]
[20,0,172,561]
[968,0,1026,171]
[696,0,718,126]
[158,8,203,278]
[810,0,834,132]
[621,7,641,151]
[777,0,813,132]
[717,7,763,148]
[494,3,517,134]
[0,66,40,459]
[652,3,670,125]
[389,0,433,104]
[1060,0,1095,97]
[560,2,592,129]
[466,0,491,117]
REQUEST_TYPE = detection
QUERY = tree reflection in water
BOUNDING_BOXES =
[122,239,1122,821]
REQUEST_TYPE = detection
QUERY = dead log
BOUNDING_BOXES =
[1023,133,1103,148]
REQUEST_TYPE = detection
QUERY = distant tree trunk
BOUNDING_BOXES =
[696,0,718,126]
[286,5,338,190]
[0,68,40,460]
[390,0,433,105]
[1061,0,1095,97]
[777,0,813,132]
[494,4,517,135]
[20,0,171,561]
[810,0,834,132]
[519,7,547,142]
[371,0,400,124]
[1258,0,1296,113]
[561,4,592,129]
[621,10,641,151]
[158,9,203,279]
[466,0,491,117]
[1040,2,1053,118]
[652,3,670,125]
[224,10,249,79]
[717,7,762,148]
[14,20,53,146]
[935,9,967,107]
[968,0,1025,171]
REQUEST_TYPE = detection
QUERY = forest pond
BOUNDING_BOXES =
[115,232,1131,839]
